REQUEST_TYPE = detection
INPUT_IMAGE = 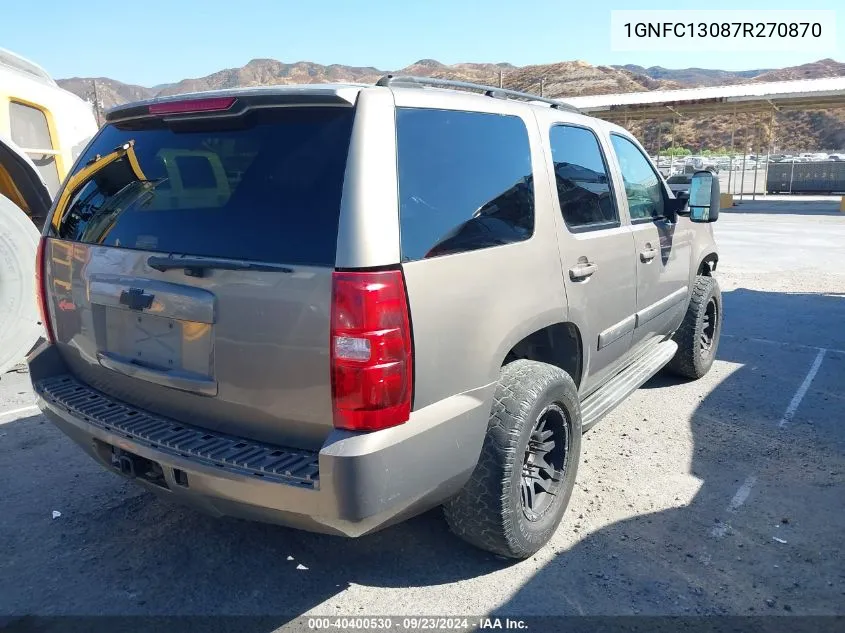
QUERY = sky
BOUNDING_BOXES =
[4,0,844,87]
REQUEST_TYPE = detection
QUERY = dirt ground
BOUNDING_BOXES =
[1,209,843,631]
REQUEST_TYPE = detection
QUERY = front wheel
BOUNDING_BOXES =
[443,360,582,558]
[665,275,722,379]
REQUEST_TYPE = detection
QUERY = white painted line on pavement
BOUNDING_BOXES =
[722,334,845,356]
[713,474,759,537]
[778,348,827,429]
[727,475,757,513]
[715,346,829,537]
[0,404,40,422]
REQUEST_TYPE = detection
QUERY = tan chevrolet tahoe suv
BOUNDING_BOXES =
[27,76,722,558]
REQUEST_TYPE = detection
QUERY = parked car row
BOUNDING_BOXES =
[769,153,845,163]
[654,152,845,178]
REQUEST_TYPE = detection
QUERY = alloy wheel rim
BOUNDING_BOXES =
[521,403,569,522]
[700,297,718,353]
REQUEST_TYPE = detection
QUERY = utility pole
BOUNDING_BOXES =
[739,124,748,202]
[90,79,103,127]
[669,117,676,176]
[763,107,776,197]
[727,105,736,194]
[540,78,545,97]
[653,118,660,159]
[751,117,760,200]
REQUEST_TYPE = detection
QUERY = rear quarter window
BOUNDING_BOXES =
[396,108,534,261]
[50,108,354,267]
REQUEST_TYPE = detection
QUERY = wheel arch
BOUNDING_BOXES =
[496,318,584,390]
[698,251,719,276]
[0,133,52,229]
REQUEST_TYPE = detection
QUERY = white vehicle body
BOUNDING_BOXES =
[0,49,98,373]
[1,49,97,201]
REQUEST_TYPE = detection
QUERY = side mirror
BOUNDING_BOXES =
[688,170,720,222]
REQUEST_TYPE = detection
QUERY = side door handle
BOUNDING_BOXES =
[569,261,598,281]
[640,245,658,262]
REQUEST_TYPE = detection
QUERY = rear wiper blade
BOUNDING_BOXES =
[147,255,293,276]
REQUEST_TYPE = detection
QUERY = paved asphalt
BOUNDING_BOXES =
[1,203,843,631]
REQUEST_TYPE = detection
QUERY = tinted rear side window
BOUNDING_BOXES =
[51,108,354,266]
[549,125,618,230]
[396,108,534,261]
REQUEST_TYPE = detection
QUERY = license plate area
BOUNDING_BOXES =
[94,306,215,383]
[87,275,217,384]
[107,311,183,369]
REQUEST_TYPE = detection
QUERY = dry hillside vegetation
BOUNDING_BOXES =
[58,58,845,151]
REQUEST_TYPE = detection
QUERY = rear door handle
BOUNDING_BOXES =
[640,246,658,262]
[569,261,598,281]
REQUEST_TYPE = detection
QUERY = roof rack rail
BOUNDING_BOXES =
[375,75,580,113]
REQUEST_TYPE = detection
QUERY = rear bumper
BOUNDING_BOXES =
[29,344,493,537]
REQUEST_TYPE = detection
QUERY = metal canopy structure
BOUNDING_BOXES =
[565,77,845,122]
[560,76,845,201]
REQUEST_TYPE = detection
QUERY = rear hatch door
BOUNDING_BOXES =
[42,96,356,449]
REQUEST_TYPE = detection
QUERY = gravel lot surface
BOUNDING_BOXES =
[1,208,843,629]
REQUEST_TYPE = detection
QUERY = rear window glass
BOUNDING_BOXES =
[50,108,354,266]
[396,108,534,261]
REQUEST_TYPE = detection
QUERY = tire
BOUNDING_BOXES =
[665,274,722,380]
[443,360,582,558]
[0,193,43,375]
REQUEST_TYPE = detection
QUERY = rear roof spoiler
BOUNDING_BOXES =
[107,85,363,123]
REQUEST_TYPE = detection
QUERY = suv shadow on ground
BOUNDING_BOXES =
[1,287,843,629]
[496,287,845,616]
[0,414,502,628]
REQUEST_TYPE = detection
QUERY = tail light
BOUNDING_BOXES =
[35,237,55,343]
[148,97,236,116]
[330,270,413,431]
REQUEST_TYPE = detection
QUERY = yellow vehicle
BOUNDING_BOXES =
[0,49,97,373]
[0,49,231,373]
[0,48,98,227]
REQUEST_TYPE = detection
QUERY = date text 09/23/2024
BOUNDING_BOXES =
[307,617,528,630]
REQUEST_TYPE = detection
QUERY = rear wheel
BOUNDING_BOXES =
[443,360,581,558]
[665,274,722,379]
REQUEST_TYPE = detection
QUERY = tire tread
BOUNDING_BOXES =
[443,360,579,558]
[666,275,720,379]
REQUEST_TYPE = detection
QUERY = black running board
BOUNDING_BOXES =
[580,339,678,432]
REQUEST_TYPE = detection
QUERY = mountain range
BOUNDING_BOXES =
[56,57,845,151]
